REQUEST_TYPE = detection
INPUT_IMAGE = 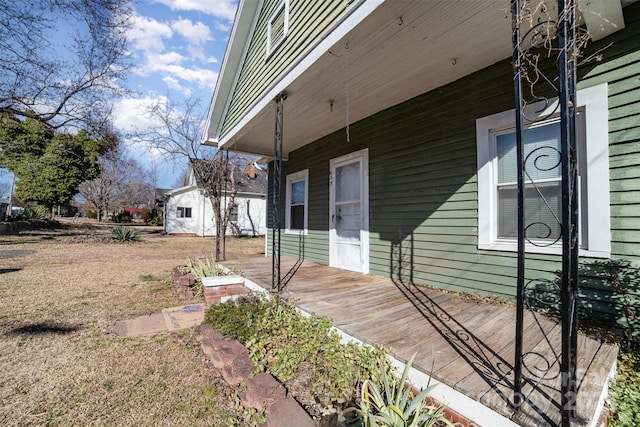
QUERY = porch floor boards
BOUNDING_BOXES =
[222,255,618,427]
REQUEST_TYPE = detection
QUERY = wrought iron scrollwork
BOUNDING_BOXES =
[512,1,580,425]
[524,278,562,309]
[523,145,563,246]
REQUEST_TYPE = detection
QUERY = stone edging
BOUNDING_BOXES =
[197,323,316,427]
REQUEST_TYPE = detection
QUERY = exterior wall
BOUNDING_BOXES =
[231,195,268,237]
[165,188,208,236]
[221,0,355,136]
[166,188,267,236]
[268,4,640,323]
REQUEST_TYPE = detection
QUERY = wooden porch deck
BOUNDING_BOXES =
[221,256,618,427]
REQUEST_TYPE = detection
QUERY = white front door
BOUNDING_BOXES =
[330,149,369,273]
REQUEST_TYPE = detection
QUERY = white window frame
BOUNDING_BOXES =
[265,0,289,59]
[476,83,610,258]
[285,169,308,235]
[176,206,192,218]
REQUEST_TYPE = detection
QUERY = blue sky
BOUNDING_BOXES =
[0,0,239,196]
[113,0,239,188]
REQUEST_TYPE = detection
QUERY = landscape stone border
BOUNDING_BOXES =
[197,323,316,427]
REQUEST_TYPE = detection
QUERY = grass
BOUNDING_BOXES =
[0,224,264,426]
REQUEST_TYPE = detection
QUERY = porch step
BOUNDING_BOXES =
[204,284,250,306]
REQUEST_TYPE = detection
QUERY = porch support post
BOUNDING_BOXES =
[271,93,287,292]
[510,0,526,408]
[558,0,579,424]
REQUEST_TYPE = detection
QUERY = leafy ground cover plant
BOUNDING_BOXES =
[205,296,392,423]
[609,349,640,426]
[112,226,138,243]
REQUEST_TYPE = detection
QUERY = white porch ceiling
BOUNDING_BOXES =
[218,0,626,159]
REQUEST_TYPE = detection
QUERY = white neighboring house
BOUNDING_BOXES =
[164,163,267,237]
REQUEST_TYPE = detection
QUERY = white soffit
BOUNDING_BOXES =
[580,0,625,41]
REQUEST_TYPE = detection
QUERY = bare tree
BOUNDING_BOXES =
[77,148,151,220]
[77,154,120,221]
[0,0,131,134]
[136,97,241,260]
[119,170,154,209]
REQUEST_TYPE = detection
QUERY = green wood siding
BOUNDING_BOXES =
[221,0,353,136]
[267,3,640,326]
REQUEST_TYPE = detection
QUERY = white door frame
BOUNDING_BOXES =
[329,148,369,274]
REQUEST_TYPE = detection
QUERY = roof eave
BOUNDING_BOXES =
[209,0,384,152]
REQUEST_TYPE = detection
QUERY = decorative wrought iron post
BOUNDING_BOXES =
[511,1,579,424]
[511,0,526,408]
[557,1,579,423]
[271,93,287,292]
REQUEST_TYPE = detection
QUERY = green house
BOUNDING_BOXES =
[204,1,639,329]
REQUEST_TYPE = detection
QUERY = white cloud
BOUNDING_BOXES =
[113,95,168,132]
[113,96,170,164]
[162,76,192,96]
[187,46,205,60]
[214,21,231,32]
[146,51,185,70]
[128,15,173,52]
[163,65,219,88]
[171,18,212,45]
[153,0,237,21]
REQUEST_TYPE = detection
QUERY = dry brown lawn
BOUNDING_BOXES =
[0,223,265,426]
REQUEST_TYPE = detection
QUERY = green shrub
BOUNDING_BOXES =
[112,211,133,223]
[205,296,390,420]
[143,208,161,226]
[356,353,452,427]
[86,210,97,219]
[113,226,138,243]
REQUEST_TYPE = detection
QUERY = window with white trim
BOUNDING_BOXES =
[176,206,192,218]
[285,169,308,234]
[476,83,610,257]
[266,0,289,58]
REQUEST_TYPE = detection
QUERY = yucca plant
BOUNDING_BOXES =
[186,257,222,280]
[18,206,49,221]
[356,354,453,427]
[112,226,139,243]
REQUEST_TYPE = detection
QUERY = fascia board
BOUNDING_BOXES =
[203,0,263,145]
[166,185,198,196]
[217,0,385,149]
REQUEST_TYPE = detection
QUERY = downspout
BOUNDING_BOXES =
[202,191,206,237]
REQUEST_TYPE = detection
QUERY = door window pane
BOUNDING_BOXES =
[336,162,360,203]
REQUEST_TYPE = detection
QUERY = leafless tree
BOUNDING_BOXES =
[0,0,131,135]
[136,97,243,261]
[77,148,151,220]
